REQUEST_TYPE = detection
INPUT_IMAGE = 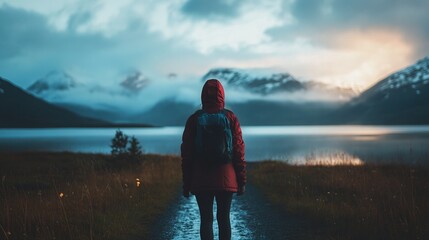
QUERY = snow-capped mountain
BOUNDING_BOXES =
[27,70,81,94]
[19,56,428,126]
[202,68,304,94]
[23,69,170,123]
[361,56,429,99]
[120,71,150,93]
[202,68,357,100]
[25,70,153,114]
[338,56,429,124]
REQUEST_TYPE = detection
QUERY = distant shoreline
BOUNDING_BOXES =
[2,123,429,129]
[0,123,157,128]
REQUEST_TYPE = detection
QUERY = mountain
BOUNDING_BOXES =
[136,57,429,126]
[230,101,340,125]
[25,70,152,120]
[27,70,80,94]
[28,70,150,96]
[133,99,341,126]
[56,103,130,123]
[132,100,199,126]
[202,68,304,94]
[337,56,429,124]
[361,56,429,99]
[0,77,109,127]
[202,68,357,100]
[13,57,428,127]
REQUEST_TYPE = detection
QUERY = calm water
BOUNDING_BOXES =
[1,126,429,165]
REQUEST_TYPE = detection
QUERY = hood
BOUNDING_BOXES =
[201,79,225,112]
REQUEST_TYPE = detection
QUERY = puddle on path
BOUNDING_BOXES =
[159,195,254,239]
[154,185,310,240]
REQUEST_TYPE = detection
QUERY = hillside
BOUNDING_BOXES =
[0,77,108,127]
[337,57,429,124]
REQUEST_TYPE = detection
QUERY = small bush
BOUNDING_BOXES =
[128,136,143,163]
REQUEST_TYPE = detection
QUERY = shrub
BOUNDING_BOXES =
[128,136,143,163]
[110,129,129,158]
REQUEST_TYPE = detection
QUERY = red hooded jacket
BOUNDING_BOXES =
[181,79,246,193]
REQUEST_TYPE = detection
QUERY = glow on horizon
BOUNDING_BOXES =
[303,152,364,166]
[241,125,429,136]
[214,29,414,92]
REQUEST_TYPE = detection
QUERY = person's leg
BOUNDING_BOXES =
[195,192,215,240]
[215,191,233,240]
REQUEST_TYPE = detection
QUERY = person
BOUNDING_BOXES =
[181,79,246,240]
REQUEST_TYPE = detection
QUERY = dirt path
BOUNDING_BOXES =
[152,184,311,240]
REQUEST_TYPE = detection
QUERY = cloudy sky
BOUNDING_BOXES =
[1,0,428,92]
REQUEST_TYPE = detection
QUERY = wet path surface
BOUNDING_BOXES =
[153,184,311,240]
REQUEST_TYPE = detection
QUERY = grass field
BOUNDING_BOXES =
[0,152,182,240]
[250,161,429,240]
[2,152,428,240]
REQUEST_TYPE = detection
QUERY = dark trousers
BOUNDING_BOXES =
[195,191,233,240]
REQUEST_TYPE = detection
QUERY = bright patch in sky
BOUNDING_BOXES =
[0,0,428,93]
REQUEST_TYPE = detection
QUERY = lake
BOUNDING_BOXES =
[1,126,429,165]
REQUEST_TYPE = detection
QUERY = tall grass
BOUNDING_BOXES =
[0,152,181,240]
[250,161,429,240]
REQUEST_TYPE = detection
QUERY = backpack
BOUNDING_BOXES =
[195,109,233,165]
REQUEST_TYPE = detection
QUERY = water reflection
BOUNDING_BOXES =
[1,126,429,165]
[160,195,253,240]
[241,125,429,136]
[350,135,382,141]
[157,185,310,239]
[294,151,364,166]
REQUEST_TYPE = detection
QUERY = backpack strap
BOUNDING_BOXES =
[195,109,204,116]
[196,109,230,115]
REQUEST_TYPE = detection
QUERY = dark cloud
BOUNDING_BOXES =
[0,4,107,58]
[0,3,219,95]
[181,0,242,19]
[270,0,429,57]
[0,4,178,87]
[0,4,48,59]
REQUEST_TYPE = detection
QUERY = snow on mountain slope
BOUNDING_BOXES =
[25,70,155,111]
[339,56,429,124]
[202,68,304,94]
[27,70,81,94]
[367,56,429,96]
[202,68,357,101]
